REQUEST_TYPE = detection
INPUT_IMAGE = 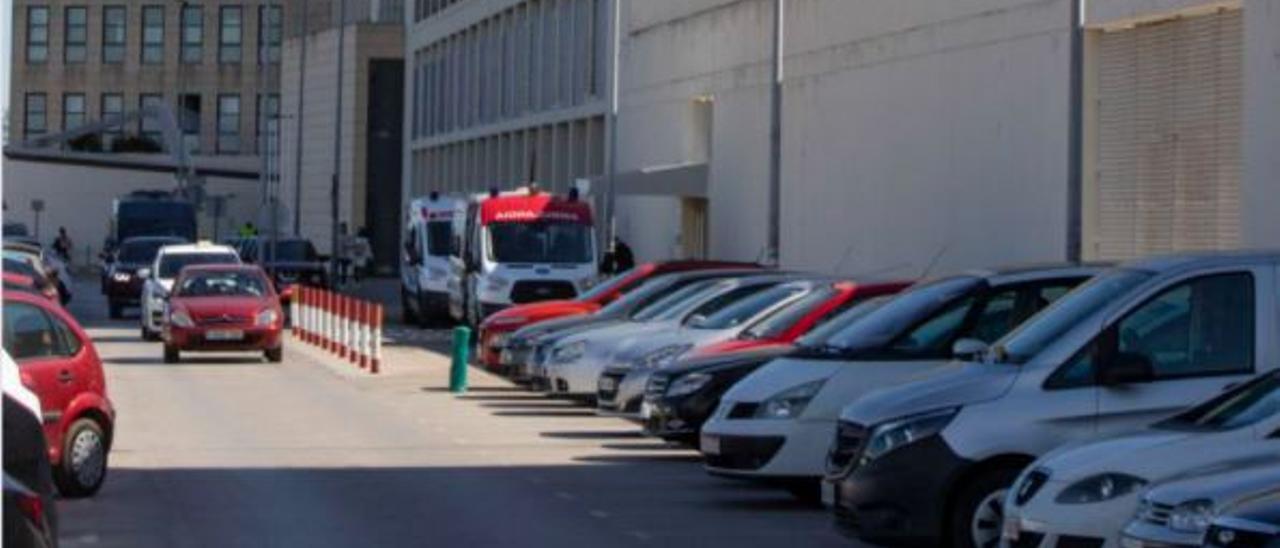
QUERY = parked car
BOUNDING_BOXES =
[240,237,328,292]
[1120,461,1280,548]
[829,252,1277,548]
[476,261,759,370]
[3,290,115,497]
[1202,492,1280,547]
[598,279,910,421]
[3,352,58,548]
[645,296,893,444]
[701,264,1101,500]
[102,236,188,318]
[1005,369,1280,547]
[3,261,60,303]
[4,473,56,548]
[538,274,803,401]
[504,269,768,380]
[139,242,241,341]
[4,244,69,306]
[595,279,824,419]
[163,264,286,363]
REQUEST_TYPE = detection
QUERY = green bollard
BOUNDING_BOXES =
[450,326,471,393]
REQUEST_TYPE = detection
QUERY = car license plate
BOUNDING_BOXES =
[598,377,618,392]
[821,480,836,507]
[206,329,245,341]
[700,434,720,455]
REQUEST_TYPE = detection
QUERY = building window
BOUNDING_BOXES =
[24,94,47,137]
[256,93,279,152]
[101,93,124,146]
[62,94,86,130]
[142,6,165,64]
[181,6,203,64]
[26,7,49,63]
[179,94,201,154]
[103,6,127,63]
[139,93,164,143]
[219,6,242,64]
[217,94,240,154]
[64,7,88,63]
[257,5,280,64]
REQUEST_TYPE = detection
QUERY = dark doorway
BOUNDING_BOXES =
[365,58,404,275]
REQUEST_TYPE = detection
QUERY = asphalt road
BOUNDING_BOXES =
[55,278,860,548]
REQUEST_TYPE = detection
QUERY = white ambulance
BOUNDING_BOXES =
[400,192,463,326]
[448,187,599,327]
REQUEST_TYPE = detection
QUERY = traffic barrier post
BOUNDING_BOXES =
[358,300,370,369]
[450,327,470,393]
[371,304,383,374]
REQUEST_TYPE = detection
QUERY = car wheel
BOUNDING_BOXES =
[108,301,123,319]
[164,345,180,363]
[54,418,109,498]
[950,467,1020,548]
[265,346,283,363]
[401,287,418,325]
[417,293,436,329]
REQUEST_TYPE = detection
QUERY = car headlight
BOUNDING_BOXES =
[1054,473,1147,505]
[170,310,195,328]
[255,309,279,327]
[666,372,712,398]
[552,341,587,364]
[488,332,511,348]
[1167,499,1214,534]
[112,272,132,282]
[484,275,511,293]
[860,407,959,465]
[578,276,598,290]
[754,379,827,420]
[636,344,694,370]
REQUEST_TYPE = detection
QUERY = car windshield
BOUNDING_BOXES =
[795,296,891,349]
[631,279,720,322]
[577,266,641,302]
[3,258,43,282]
[118,201,197,240]
[689,284,811,330]
[1158,372,1280,431]
[742,287,839,340]
[159,253,240,279]
[118,239,182,263]
[992,269,1152,364]
[426,221,452,256]
[176,270,269,298]
[4,223,29,237]
[258,240,318,262]
[487,221,593,264]
[821,276,981,353]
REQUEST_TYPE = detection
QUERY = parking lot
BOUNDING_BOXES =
[54,277,857,548]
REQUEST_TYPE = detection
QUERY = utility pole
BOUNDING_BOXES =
[293,0,308,236]
[765,0,784,268]
[330,0,347,283]
[1066,0,1084,262]
[604,0,622,256]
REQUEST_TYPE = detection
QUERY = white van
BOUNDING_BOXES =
[448,187,599,327]
[401,192,463,326]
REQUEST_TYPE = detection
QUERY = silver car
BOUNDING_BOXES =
[1123,458,1280,548]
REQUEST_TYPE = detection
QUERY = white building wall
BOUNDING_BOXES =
[622,0,1075,275]
[1240,0,1280,248]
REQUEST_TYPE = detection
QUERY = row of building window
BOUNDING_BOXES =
[25,4,280,66]
[412,0,464,23]
[23,92,280,155]
[410,0,609,140]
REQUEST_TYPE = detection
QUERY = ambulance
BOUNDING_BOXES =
[447,186,599,327]
[400,192,464,326]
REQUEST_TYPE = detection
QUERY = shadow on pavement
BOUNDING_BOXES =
[492,410,599,418]
[481,401,585,410]
[540,430,646,440]
[107,356,268,367]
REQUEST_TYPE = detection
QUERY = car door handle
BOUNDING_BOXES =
[57,370,74,383]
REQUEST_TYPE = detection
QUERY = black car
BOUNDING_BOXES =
[645,345,797,444]
[103,236,187,318]
[4,395,58,548]
[1204,494,1280,548]
[243,238,328,290]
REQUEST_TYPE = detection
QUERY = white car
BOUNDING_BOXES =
[1005,370,1280,547]
[1122,459,1280,548]
[139,242,241,340]
[699,265,1099,499]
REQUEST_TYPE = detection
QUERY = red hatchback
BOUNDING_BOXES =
[163,265,285,363]
[478,261,759,368]
[3,290,115,497]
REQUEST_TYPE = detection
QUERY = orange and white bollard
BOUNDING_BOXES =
[371,304,383,374]
[358,300,370,369]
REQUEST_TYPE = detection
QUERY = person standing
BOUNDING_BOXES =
[52,227,73,262]
[238,222,259,238]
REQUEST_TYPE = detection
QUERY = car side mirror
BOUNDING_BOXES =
[138,268,152,279]
[951,338,989,361]
[685,314,707,327]
[1100,352,1155,386]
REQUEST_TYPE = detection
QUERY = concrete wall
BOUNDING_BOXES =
[2,157,260,265]
[1240,0,1280,248]
[620,0,1076,275]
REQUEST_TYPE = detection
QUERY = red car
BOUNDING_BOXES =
[690,280,912,357]
[163,265,285,363]
[477,261,759,369]
[3,290,115,497]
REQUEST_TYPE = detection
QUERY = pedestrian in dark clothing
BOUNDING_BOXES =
[601,237,636,274]
[52,227,73,261]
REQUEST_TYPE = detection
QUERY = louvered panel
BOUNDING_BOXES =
[1092,9,1242,261]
